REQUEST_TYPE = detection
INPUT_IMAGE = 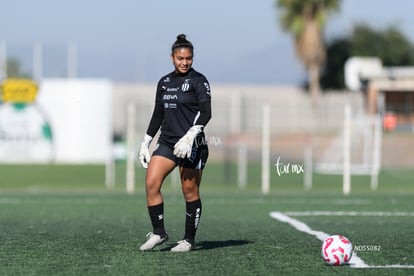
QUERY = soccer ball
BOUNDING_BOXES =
[321,235,353,266]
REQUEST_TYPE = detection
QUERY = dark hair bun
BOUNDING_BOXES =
[177,34,187,41]
[172,34,193,53]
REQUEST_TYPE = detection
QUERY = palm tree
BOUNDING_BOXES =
[276,0,341,106]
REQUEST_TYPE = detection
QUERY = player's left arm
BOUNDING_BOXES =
[194,100,211,127]
[173,77,212,158]
[193,77,212,127]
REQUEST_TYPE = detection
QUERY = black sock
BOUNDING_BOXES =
[184,199,202,244]
[148,203,166,236]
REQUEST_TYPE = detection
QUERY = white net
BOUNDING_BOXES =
[315,108,382,176]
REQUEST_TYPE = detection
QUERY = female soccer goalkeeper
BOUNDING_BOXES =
[138,34,211,252]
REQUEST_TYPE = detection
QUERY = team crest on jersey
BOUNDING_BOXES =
[181,79,191,92]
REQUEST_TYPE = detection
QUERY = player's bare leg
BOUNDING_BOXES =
[171,167,203,252]
[180,167,202,202]
[139,156,176,251]
[145,155,176,206]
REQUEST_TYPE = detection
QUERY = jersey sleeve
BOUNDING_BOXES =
[145,81,164,137]
[194,75,211,103]
[194,100,211,126]
[193,75,212,126]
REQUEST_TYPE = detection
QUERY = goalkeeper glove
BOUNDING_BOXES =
[139,134,152,168]
[173,125,203,159]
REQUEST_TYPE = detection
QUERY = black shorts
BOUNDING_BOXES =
[152,138,208,169]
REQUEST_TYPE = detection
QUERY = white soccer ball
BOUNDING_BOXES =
[321,235,353,266]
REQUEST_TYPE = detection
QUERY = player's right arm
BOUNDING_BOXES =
[139,82,165,168]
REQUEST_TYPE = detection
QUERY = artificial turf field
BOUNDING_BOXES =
[0,163,413,275]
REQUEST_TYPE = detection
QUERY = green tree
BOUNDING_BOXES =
[6,57,30,78]
[321,24,414,89]
[276,0,341,105]
[351,24,414,66]
[320,38,350,89]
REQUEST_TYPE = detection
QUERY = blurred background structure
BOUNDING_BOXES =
[1,0,414,192]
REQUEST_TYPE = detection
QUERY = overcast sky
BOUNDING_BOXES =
[1,0,414,84]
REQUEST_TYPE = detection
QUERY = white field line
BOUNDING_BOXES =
[283,211,414,217]
[270,211,414,269]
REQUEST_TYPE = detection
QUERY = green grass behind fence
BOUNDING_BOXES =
[0,162,413,195]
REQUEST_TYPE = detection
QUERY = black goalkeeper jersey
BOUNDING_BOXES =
[154,68,211,146]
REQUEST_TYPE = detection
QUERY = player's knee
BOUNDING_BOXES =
[182,185,199,201]
[145,177,162,195]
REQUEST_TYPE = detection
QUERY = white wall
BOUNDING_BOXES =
[112,83,365,137]
[37,79,113,163]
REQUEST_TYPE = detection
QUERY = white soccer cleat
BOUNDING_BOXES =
[170,240,195,252]
[139,232,168,251]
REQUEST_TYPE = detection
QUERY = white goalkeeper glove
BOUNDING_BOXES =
[173,125,203,159]
[139,134,152,168]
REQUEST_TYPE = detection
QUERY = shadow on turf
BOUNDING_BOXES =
[197,240,253,250]
[159,240,253,251]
